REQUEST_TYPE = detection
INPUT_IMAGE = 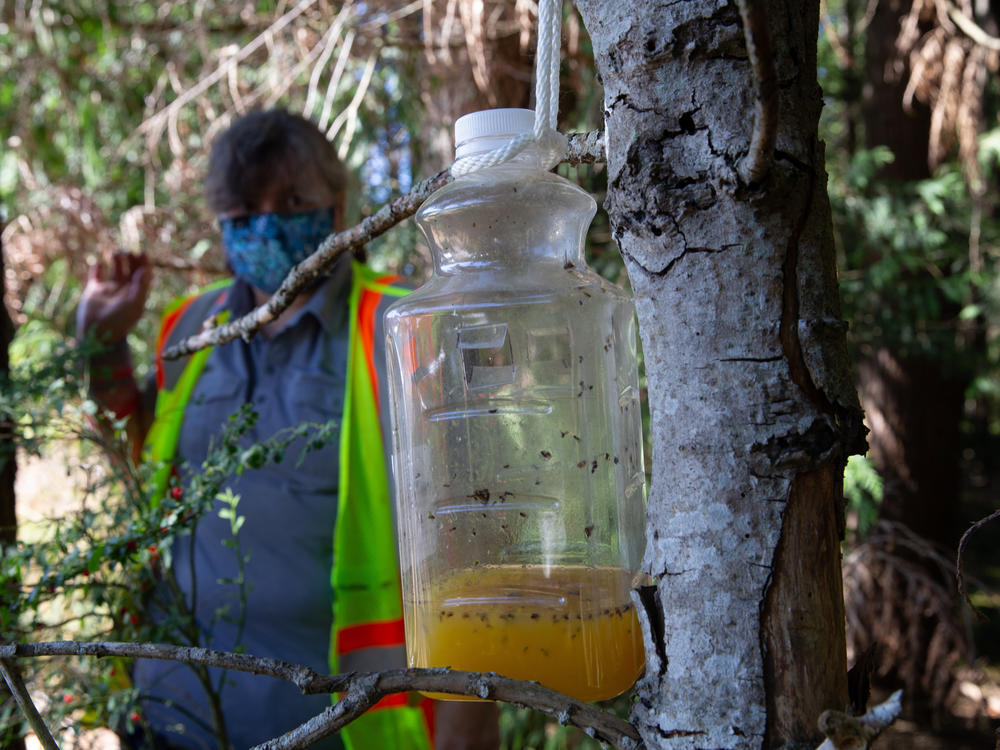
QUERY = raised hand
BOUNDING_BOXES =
[76,251,153,345]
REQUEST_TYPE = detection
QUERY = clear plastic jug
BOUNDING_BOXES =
[385,109,646,701]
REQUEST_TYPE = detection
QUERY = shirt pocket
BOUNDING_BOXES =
[287,369,345,427]
[177,376,246,471]
[280,369,345,490]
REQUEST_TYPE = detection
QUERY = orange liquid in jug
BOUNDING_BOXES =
[408,565,644,701]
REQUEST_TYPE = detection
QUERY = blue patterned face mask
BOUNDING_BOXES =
[220,208,334,293]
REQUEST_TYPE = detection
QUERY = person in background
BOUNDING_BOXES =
[76,108,498,750]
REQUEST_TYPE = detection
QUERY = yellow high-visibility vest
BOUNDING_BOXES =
[146,263,432,750]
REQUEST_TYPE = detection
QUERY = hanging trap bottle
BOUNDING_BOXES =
[385,109,646,701]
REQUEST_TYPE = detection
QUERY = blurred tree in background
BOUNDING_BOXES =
[2,0,1000,746]
[822,0,1000,731]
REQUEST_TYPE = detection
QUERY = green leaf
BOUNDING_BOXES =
[87,545,105,573]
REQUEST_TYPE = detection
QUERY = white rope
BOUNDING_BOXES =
[450,0,567,177]
[534,0,560,136]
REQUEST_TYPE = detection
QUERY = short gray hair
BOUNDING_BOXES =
[205,109,347,215]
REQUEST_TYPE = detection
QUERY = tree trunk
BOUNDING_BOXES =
[575,2,858,747]
[859,0,965,546]
[1,226,15,554]
[836,0,983,718]
[1,226,26,750]
[862,0,933,180]
[859,349,964,544]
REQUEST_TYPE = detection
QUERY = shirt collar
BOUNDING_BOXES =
[226,253,353,335]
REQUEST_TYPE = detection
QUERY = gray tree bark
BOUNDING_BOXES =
[574,2,862,748]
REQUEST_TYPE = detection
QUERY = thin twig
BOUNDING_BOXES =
[956,508,1000,622]
[735,0,778,185]
[162,131,606,360]
[303,7,352,117]
[1,641,639,750]
[136,0,319,141]
[819,0,851,69]
[0,657,60,750]
[330,52,378,155]
[815,689,903,750]
[943,0,1000,51]
[150,257,227,274]
[1,641,324,692]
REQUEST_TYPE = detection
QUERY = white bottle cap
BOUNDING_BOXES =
[454,108,536,160]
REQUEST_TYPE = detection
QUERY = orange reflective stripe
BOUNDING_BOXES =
[155,296,198,390]
[337,617,405,654]
[370,694,409,712]
[154,288,229,389]
[357,274,400,413]
[419,698,436,740]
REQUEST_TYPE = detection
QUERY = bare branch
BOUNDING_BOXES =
[1,641,329,691]
[255,668,641,750]
[942,0,1000,51]
[329,53,378,154]
[2,641,640,750]
[136,0,321,143]
[815,689,903,750]
[565,129,606,164]
[303,7,353,119]
[162,131,606,360]
[819,0,852,69]
[0,657,60,750]
[735,0,778,185]
[956,507,1000,622]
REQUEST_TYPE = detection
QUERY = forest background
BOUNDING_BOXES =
[1,0,1000,748]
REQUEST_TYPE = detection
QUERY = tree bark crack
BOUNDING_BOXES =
[662,2,743,60]
[608,92,660,115]
[753,416,839,472]
[656,567,693,578]
[655,727,707,739]
[719,355,783,363]
[638,584,668,677]
[778,141,833,418]
[640,245,728,278]
[773,148,812,173]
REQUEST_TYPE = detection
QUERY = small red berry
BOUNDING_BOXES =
[130,614,140,625]
[82,570,90,577]
[170,487,183,500]
[130,712,141,723]
[63,694,73,704]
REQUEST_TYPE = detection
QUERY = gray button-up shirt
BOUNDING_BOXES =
[134,259,355,750]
